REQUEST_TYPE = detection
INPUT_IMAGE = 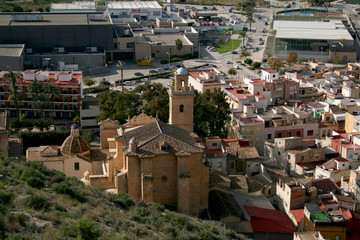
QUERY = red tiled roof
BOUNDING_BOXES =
[290,208,304,224]
[312,178,339,194]
[333,157,349,162]
[263,69,278,74]
[204,149,224,157]
[188,70,217,79]
[244,206,297,233]
[342,143,360,149]
[340,209,352,220]
[346,213,360,240]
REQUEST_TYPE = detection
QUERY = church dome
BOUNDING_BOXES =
[60,124,91,155]
[176,67,188,76]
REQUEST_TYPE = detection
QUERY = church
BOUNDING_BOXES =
[27,67,209,216]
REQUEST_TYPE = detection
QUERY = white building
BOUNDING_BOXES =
[51,1,162,20]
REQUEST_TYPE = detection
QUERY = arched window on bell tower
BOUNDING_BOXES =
[180,104,184,112]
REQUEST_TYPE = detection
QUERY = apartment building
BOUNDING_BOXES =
[0,70,82,120]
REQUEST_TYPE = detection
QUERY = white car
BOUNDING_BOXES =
[234,65,241,69]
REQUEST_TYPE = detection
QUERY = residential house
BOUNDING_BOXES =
[315,158,351,184]
[266,137,325,175]
[187,68,227,93]
[302,202,346,240]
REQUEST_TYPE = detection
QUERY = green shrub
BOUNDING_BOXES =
[74,219,101,240]
[34,119,50,130]
[55,182,86,202]
[26,177,45,189]
[252,62,261,69]
[262,58,268,63]
[0,191,13,205]
[15,214,29,227]
[25,195,51,211]
[244,58,253,65]
[160,60,169,64]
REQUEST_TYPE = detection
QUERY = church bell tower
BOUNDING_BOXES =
[168,67,195,132]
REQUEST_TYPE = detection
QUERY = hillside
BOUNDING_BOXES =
[0,157,250,240]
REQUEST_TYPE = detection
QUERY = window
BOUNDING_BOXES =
[179,104,184,112]
[126,42,134,48]
[287,132,291,137]
[307,130,314,136]
[278,151,281,156]
[288,155,290,160]
[335,236,340,240]
[301,156,305,161]
[278,133,282,138]
[212,143,217,147]
[74,162,80,171]
[267,134,272,139]
[218,162,222,168]
[256,136,260,141]
[296,131,301,137]
[326,117,330,122]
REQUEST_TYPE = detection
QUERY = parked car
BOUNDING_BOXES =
[124,81,131,85]
[226,60,232,64]
[150,69,157,73]
[232,50,238,54]
[156,68,165,72]
[234,65,241,69]
[135,72,144,76]
[141,78,149,82]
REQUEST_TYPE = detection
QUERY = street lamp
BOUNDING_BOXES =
[166,51,171,69]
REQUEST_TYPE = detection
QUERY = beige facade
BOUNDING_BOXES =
[168,68,195,132]
[26,126,108,180]
[135,34,193,61]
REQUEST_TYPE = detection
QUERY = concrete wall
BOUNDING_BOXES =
[0,55,24,71]
[26,52,106,69]
[0,25,114,52]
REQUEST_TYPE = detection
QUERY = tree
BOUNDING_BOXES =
[246,16,255,31]
[286,52,298,66]
[116,61,125,92]
[252,62,261,69]
[194,90,230,138]
[268,57,284,71]
[3,71,23,120]
[238,31,247,48]
[97,91,142,124]
[141,82,169,122]
[145,56,152,80]
[175,39,183,53]
[244,58,253,66]
[28,81,45,118]
[227,68,237,76]
[13,6,24,12]
[83,78,95,87]
[44,84,60,125]
[240,49,251,59]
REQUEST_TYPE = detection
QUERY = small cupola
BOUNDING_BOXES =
[129,137,138,152]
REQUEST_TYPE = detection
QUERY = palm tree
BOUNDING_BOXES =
[3,71,23,120]
[44,84,60,125]
[145,56,152,80]
[28,80,45,118]
[239,31,247,48]
[117,60,125,92]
